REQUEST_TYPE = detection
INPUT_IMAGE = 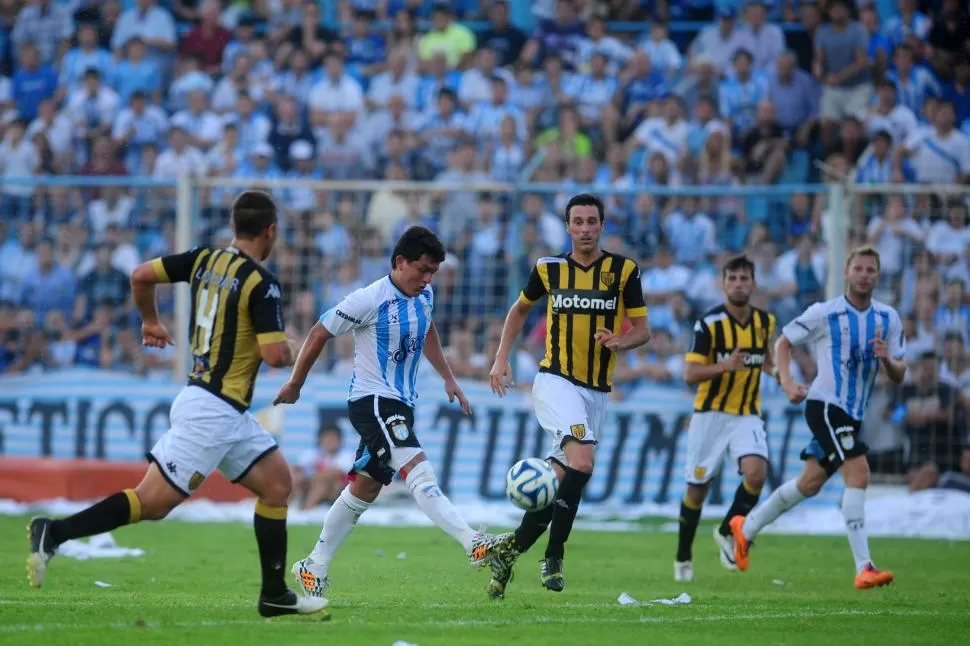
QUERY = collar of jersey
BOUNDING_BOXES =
[565,250,607,270]
[386,274,412,299]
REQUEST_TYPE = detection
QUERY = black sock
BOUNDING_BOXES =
[544,467,591,560]
[513,504,555,553]
[49,490,141,546]
[676,496,702,562]
[254,501,288,598]
[718,481,761,537]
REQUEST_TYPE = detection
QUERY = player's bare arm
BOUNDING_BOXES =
[683,346,748,386]
[489,299,533,397]
[594,315,651,351]
[423,321,471,415]
[130,260,174,348]
[274,321,334,404]
[774,335,808,403]
[871,338,907,384]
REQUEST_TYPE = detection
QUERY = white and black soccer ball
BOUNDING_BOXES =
[506,457,558,512]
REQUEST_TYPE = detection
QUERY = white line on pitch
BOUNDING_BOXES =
[0,609,958,634]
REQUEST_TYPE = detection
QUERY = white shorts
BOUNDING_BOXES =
[684,411,769,485]
[532,372,607,467]
[149,385,278,495]
[820,83,873,121]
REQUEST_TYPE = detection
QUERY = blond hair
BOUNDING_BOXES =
[845,245,881,271]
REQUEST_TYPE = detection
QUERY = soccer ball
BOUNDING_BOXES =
[506,458,559,512]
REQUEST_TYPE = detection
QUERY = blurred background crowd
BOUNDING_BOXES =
[0,0,967,489]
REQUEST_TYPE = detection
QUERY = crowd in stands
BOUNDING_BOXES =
[0,0,967,484]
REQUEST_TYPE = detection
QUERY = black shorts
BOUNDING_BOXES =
[800,400,867,476]
[347,395,421,486]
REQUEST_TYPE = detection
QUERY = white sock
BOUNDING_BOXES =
[742,479,807,541]
[842,487,871,574]
[308,486,371,573]
[405,461,477,553]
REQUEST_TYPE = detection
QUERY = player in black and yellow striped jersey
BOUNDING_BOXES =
[674,254,778,583]
[486,193,652,598]
[26,191,327,618]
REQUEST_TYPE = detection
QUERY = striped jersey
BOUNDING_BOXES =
[782,296,905,421]
[320,275,432,406]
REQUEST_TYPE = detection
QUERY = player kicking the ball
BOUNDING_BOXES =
[274,226,514,600]
[729,246,906,589]
[26,191,326,617]
[486,193,651,598]
[675,254,777,582]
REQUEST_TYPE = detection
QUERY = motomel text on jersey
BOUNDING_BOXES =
[715,351,766,366]
[550,289,617,314]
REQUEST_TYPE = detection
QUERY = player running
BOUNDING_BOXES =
[274,226,514,600]
[729,246,906,589]
[26,191,326,617]
[486,193,651,598]
[675,254,777,582]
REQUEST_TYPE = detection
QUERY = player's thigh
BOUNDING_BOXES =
[533,373,597,470]
[223,416,291,504]
[801,400,866,478]
[684,412,733,485]
[347,395,423,485]
[727,415,770,482]
[147,387,237,497]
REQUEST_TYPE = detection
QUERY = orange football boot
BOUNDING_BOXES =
[855,563,894,589]
[728,516,750,572]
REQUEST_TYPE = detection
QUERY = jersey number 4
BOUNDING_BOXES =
[195,288,220,354]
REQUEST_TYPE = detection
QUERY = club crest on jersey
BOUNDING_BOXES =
[599,272,615,289]
[570,424,586,440]
[391,333,423,364]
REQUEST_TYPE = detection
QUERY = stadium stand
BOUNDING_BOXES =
[0,0,968,496]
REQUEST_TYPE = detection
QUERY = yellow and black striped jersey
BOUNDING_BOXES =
[152,246,286,412]
[519,252,647,392]
[686,305,777,416]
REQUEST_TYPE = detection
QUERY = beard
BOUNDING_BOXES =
[727,295,750,308]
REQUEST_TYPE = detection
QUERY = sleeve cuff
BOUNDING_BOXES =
[626,306,647,318]
[685,352,711,365]
[257,331,287,346]
[518,292,537,305]
[151,257,169,283]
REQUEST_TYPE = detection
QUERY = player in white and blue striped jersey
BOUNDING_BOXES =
[273,226,514,600]
[728,246,908,590]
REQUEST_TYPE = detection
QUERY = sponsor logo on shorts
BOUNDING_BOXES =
[570,424,586,440]
[693,466,707,480]
[188,471,206,491]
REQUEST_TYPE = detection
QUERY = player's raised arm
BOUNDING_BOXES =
[423,321,471,415]
[130,247,204,348]
[490,261,547,397]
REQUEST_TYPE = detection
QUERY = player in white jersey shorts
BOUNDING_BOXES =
[273,227,514,600]
[728,246,907,589]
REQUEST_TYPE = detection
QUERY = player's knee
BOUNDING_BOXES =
[743,468,767,493]
[259,476,293,508]
[564,443,595,474]
[137,494,179,521]
[404,460,439,494]
[841,457,870,489]
[685,483,708,506]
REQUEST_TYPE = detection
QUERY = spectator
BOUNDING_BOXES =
[521,0,585,70]
[113,37,162,105]
[741,0,785,72]
[66,68,120,162]
[940,55,970,131]
[11,0,73,67]
[767,50,819,139]
[928,0,970,77]
[19,237,76,322]
[344,9,387,80]
[292,424,356,509]
[416,88,468,174]
[12,41,58,121]
[865,79,918,146]
[566,50,617,129]
[720,49,767,139]
[883,0,932,49]
[171,89,223,150]
[179,0,233,75]
[814,0,872,154]
[887,44,942,116]
[308,51,364,128]
[741,99,788,185]
[59,21,114,94]
[153,125,207,178]
[434,140,489,248]
[478,0,526,68]
[899,101,970,184]
[687,7,754,78]
[859,5,891,78]
[934,278,970,343]
[458,47,511,110]
[76,241,130,319]
[418,3,476,69]
[866,195,925,278]
[111,0,177,62]
[940,330,970,394]
[897,352,966,491]
[111,91,169,175]
[0,119,40,218]
[369,48,419,109]
[632,94,688,169]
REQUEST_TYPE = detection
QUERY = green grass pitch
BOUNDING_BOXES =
[1,515,968,645]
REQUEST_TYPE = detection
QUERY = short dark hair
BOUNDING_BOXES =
[564,193,605,223]
[390,226,446,269]
[231,190,277,238]
[722,254,756,279]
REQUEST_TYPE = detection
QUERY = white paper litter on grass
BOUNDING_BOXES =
[94,581,113,588]
[391,641,418,646]
[57,533,145,561]
[618,592,692,606]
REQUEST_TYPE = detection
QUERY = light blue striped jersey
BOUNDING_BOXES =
[320,275,433,407]
[782,296,904,421]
